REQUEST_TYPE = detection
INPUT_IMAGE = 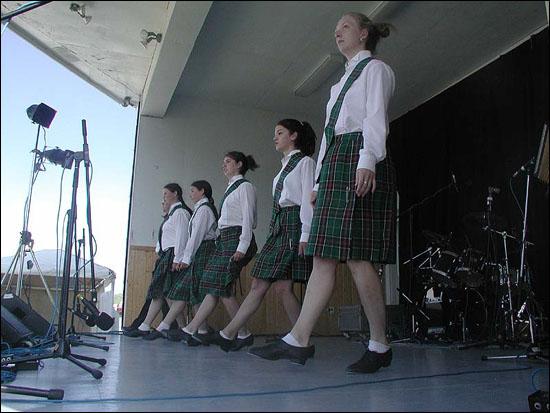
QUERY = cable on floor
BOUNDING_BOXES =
[2,365,533,404]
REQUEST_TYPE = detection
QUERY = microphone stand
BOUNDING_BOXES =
[393,178,457,343]
[1,121,107,380]
[481,160,547,362]
[67,229,109,352]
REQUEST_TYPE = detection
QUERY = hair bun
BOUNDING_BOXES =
[378,23,391,38]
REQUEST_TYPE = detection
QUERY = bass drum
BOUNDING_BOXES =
[414,286,488,342]
[445,287,489,342]
[414,286,453,341]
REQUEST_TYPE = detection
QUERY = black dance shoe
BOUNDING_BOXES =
[122,326,136,333]
[123,328,150,338]
[166,329,184,342]
[205,331,236,352]
[346,349,392,374]
[181,330,202,347]
[142,329,167,341]
[248,339,314,365]
[230,335,254,352]
[195,331,222,346]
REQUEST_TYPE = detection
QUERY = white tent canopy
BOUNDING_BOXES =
[1,249,115,281]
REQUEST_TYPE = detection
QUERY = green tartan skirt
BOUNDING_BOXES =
[199,226,258,298]
[252,206,313,283]
[164,240,216,304]
[305,132,397,263]
[146,247,175,300]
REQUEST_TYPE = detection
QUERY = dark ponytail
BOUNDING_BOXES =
[345,12,394,53]
[191,180,218,220]
[276,119,317,156]
[225,151,259,176]
[163,182,192,215]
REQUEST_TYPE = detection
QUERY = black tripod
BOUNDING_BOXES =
[456,186,509,350]
[1,120,106,379]
[1,123,56,309]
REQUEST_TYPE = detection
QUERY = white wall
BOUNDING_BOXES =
[129,95,324,250]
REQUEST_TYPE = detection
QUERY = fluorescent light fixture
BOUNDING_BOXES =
[294,54,343,97]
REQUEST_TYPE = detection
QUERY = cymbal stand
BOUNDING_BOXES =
[482,162,547,362]
[485,227,515,342]
[391,287,431,344]
[394,246,440,343]
[397,177,457,342]
[514,172,543,347]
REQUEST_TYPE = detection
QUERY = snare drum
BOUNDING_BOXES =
[455,267,485,288]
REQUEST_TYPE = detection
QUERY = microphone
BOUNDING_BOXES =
[72,308,96,327]
[82,119,90,164]
[81,119,87,138]
[76,295,114,331]
[512,158,535,178]
[33,148,75,169]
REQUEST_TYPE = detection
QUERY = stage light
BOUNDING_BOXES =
[69,3,91,24]
[140,29,162,48]
[26,103,57,128]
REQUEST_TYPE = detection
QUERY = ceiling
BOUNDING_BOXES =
[2,1,548,121]
[2,1,172,108]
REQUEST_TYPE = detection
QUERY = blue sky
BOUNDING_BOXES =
[1,27,136,295]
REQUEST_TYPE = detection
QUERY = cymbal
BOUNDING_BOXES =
[422,230,449,247]
[462,212,507,231]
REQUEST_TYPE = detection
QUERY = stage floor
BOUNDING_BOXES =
[1,334,547,412]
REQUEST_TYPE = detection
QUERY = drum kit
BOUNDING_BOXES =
[397,124,548,347]
[402,198,543,345]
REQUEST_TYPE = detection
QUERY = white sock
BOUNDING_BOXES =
[198,327,209,334]
[182,327,194,335]
[282,333,305,348]
[138,323,150,332]
[157,321,170,331]
[219,330,232,340]
[368,339,390,354]
[237,332,251,339]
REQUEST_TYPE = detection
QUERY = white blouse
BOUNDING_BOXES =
[155,202,191,264]
[272,150,316,243]
[181,197,218,265]
[218,174,257,254]
[314,50,395,188]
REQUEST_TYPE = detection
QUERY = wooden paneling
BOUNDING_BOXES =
[125,245,361,335]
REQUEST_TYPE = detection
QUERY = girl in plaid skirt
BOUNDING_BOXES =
[143,181,219,341]
[209,119,317,351]
[250,12,397,372]
[179,152,259,346]
[130,183,192,337]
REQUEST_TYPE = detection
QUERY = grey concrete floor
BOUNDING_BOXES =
[1,334,547,411]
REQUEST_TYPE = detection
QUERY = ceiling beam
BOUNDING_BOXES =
[140,1,212,118]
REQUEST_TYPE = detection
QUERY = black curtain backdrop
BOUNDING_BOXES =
[389,28,548,316]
